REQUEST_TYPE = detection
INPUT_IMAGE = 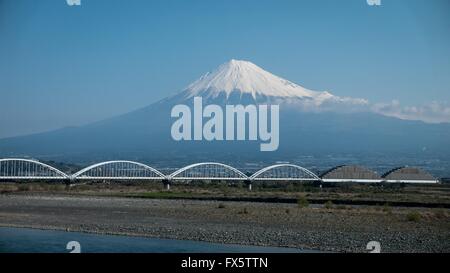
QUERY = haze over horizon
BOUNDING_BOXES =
[1,0,450,138]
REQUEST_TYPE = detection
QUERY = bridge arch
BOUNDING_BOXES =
[382,166,437,183]
[169,162,248,180]
[0,158,68,179]
[320,165,381,183]
[250,164,320,181]
[71,160,166,180]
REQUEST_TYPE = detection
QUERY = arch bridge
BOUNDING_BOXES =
[169,162,248,181]
[0,159,438,188]
[250,164,320,181]
[0,158,69,180]
[71,161,166,181]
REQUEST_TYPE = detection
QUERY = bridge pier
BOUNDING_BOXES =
[246,180,252,191]
[163,179,171,191]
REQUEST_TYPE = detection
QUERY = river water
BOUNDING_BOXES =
[0,227,311,253]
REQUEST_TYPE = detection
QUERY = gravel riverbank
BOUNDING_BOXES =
[0,193,448,252]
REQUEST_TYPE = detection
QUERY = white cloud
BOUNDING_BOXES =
[265,92,450,124]
[278,94,370,113]
[372,100,450,123]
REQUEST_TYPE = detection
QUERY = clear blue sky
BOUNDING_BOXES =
[0,0,449,138]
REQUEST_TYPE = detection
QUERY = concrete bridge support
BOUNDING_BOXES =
[246,180,252,191]
[163,179,171,191]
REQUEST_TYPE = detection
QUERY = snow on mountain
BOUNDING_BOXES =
[1,60,449,161]
[181,59,368,111]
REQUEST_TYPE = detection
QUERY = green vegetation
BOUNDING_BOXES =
[0,182,449,213]
[9,183,67,192]
[406,211,421,222]
[238,208,249,214]
[382,203,392,214]
[17,184,30,192]
[297,196,309,208]
[324,200,334,209]
[433,209,446,219]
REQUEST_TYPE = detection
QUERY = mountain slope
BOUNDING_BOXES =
[186,59,326,99]
[170,59,368,110]
[0,60,449,165]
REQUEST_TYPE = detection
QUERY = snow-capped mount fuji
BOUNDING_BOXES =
[186,59,322,99]
[174,59,368,111]
[0,59,449,164]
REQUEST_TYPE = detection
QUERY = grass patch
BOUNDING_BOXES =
[382,203,392,214]
[297,196,309,208]
[324,200,333,209]
[238,208,249,215]
[17,184,31,192]
[433,209,447,219]
[406,211,421,222]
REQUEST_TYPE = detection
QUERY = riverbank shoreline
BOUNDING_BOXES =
[0,226,308,253]
[0,193,449,252]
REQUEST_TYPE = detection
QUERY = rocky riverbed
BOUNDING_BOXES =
[0,193,448,252]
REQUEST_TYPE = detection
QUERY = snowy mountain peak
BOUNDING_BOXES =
[185,59,327,99]
[175,59,368,113]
